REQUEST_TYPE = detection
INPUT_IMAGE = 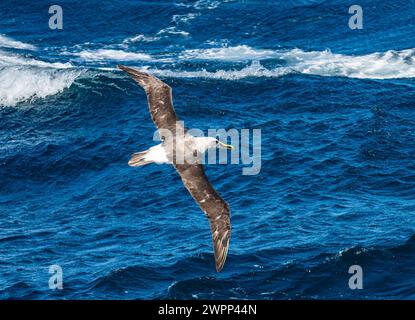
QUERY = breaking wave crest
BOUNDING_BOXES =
[3,38,414,107]
[148,46,415,80]
[0,34,36,51]
[74,49,152,61]
[147,61,288,80]
[0,67,81,107]
[279,48,415,79]
[0,50,80,107]
[180,45,277,61]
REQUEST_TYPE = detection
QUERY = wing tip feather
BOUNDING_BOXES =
[118,65,170,90]
[118,64,147,78]
[214,233,230,272]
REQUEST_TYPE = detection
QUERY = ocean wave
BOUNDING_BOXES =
[193,0,222,10]
[121,28,188,46]
[156,26,190,37]
[74,49,153,61]
[149,46,415,80]
[62,44,415,81]
[86,237,415,299]
[119,0,226,47]
[3,42,413,108]
[180,45,277,61]
[0,51,80,107]
[121,11,198,45]
[121,0,219,45]
[147,61,288,80]
[0,34,36,51]
[122,34,161,44]
[0,50,72,69]
[162,237,415,299]
[0,67,81,107]
[279,48,415,79]
[172,12,201,24]
[179,45,415,76]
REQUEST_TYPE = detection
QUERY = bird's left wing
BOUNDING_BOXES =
[175,163,231,272]
[118,65,182,134]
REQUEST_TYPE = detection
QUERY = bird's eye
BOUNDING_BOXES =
[216,140,219,144]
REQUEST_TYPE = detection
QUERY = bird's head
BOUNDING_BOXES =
[216,138,234,150]
[202,137,234,151]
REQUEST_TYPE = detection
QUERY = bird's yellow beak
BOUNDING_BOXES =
[218,141,234,150]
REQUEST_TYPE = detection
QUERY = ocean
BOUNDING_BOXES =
[1,0,415,299]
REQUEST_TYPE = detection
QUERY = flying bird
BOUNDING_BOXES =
[118,65,233,272]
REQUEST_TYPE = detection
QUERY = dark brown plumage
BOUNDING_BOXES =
[118,65,231,272]
[118,65,180,133]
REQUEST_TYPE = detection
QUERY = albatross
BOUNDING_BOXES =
[118,65,233,272]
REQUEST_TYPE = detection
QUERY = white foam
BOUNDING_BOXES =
[122,34,161,44]
[122,0,214,45]
[121,1,219,48]
[0,67,81,107]
[172,13,200,24]
[0,35,36,50]
[76,49,152,61]
[143,61,288,80]
[122,28,189,45]
[279,48,415,79]
[175,46,415,80]
[0,50,80,107]
[122,11,198,45]
[180,45,277,61]
[156,27,189,37]
[194,0,221,10]
[0,51,72,69]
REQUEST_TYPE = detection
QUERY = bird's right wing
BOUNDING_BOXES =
[175,163,231,272]
[118,65,181,133]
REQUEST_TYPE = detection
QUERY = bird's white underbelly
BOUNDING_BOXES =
[146,144,170,164]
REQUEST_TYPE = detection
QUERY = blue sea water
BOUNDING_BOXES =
[1,0,415,299]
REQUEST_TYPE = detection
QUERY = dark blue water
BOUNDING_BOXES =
[1,0,415,299]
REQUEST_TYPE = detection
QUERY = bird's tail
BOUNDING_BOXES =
[128,150,153,167]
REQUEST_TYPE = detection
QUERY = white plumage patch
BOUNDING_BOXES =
[145,144,170,164]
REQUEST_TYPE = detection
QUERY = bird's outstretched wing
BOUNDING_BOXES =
[175,163,231,272]
[118,65,180,133]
